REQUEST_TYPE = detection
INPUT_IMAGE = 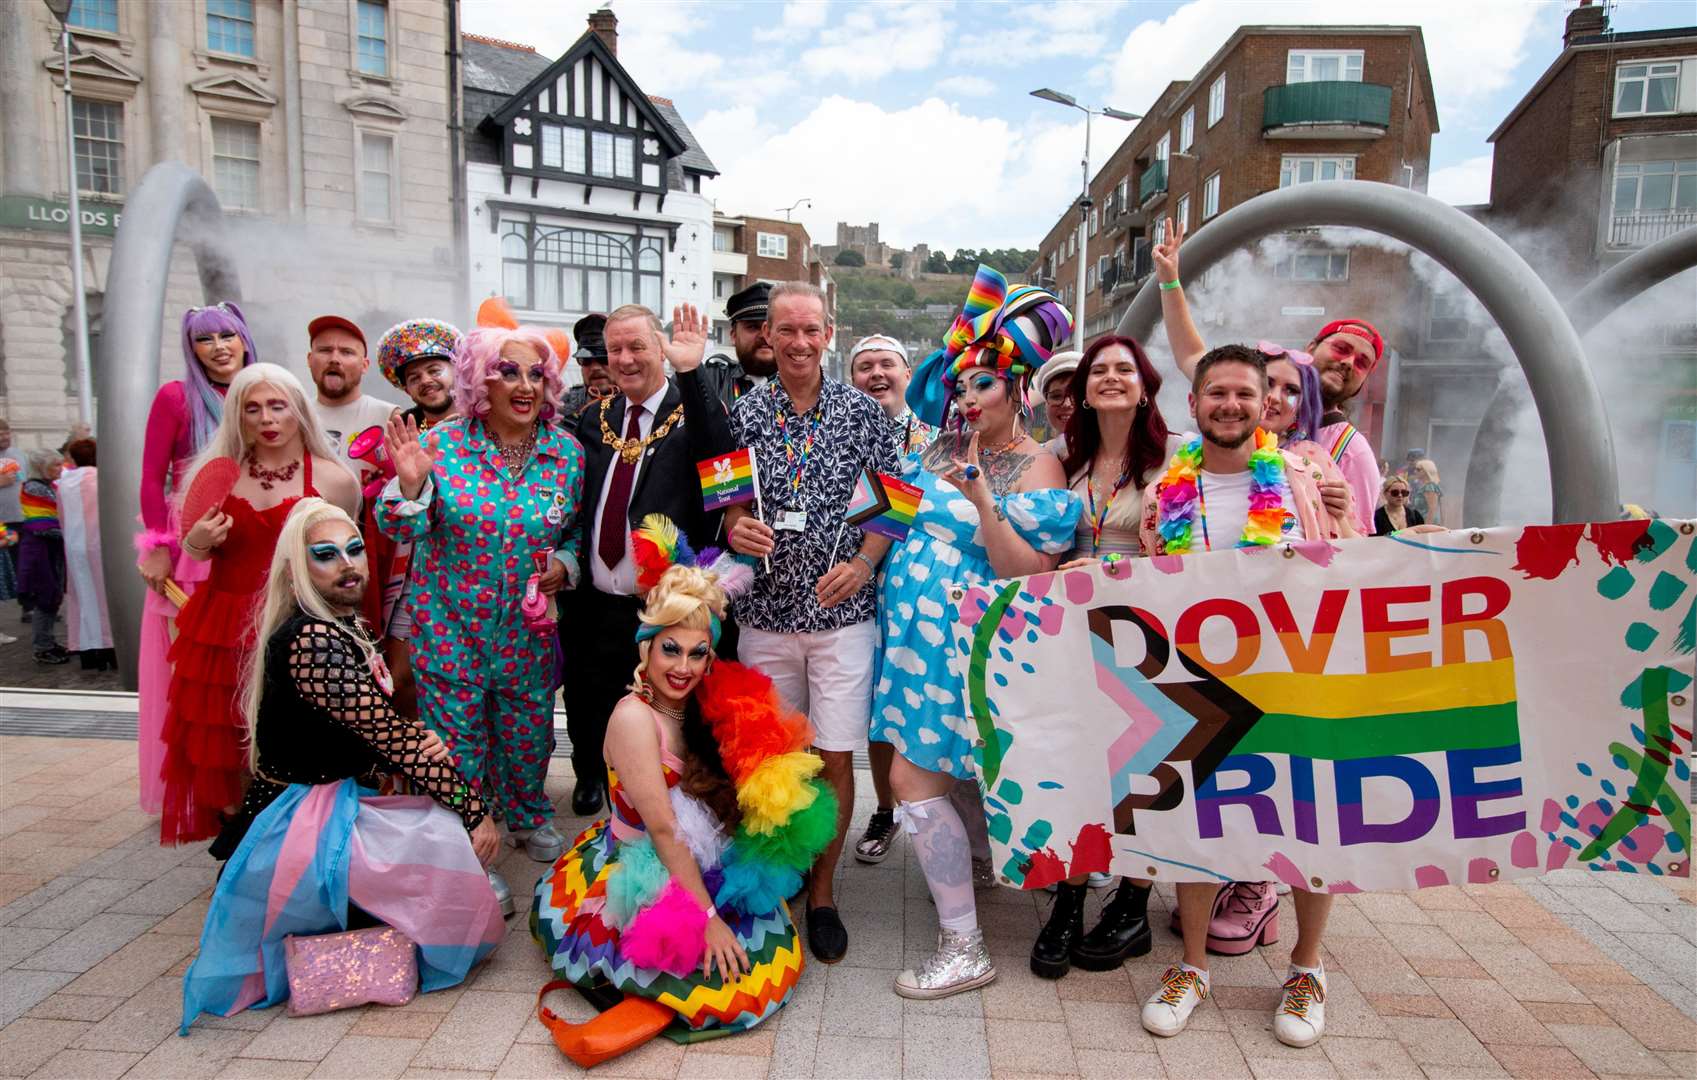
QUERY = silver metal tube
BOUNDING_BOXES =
[1116,182,1619,525]
[1461,224,1697,525]
[61,25,93,427]
[99,162,241,688]
[1076,109,1090,347]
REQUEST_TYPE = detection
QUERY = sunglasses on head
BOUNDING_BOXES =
[1257,341,1314,366]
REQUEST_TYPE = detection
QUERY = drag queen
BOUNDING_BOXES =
[160,364,357,845]
[181,498,503,1033]
[869,268,1081,999]
[377,324,585,907]
[532,517,836,1067]
[134,302,257,813]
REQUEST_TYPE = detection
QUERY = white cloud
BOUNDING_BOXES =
[1107,0,1554,115]
[460,0,726,93]
[1427,153,1493,206]
[935,75,996,98]
[800,2,952,81]
[704,95,1084,251]
[1027,1,1124,59]
[754,0,832,42]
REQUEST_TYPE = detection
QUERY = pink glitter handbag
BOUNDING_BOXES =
[283,926,418,1016]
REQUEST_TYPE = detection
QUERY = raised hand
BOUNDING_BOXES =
[1152,216,1185,284]
[938,430,993,509]
[662,303,710,373]
[384,412,436,500]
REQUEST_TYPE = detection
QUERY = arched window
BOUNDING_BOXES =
[499,219,665,317]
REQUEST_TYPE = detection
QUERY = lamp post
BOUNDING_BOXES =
[777,197,813,222]
[1031,89,1139,347]
[44,0,94,427]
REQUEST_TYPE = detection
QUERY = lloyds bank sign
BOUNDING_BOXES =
[0,195,121,237]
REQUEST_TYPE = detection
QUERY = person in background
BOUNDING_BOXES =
[181,498,501,1034]
[1376,473,1425,534]
[1035,350,1082,455]
[305,314,398,485]
[0,418,25,642]
[1404,454,1444,526]
[17,449,67,664]
[58,438,113,670]
[848,333,933,459]
[561,314,617,420]
[701,282,778,410]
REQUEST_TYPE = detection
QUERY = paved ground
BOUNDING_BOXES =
[1,734,1693,1080]
[0,605,123,692]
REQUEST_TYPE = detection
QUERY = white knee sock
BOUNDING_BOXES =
[899,796,978,933]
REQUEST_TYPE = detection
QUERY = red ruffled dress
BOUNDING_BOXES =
[159,457,316,845]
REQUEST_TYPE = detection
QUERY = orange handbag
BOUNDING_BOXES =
[536,980,675,1068]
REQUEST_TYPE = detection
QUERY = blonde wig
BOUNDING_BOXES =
[629,563,728,696]
[182,363,348,495]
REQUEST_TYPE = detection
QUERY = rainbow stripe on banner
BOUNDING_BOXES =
[845,469,922,540]
[699,449,758,511]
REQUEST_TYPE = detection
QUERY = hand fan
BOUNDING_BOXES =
[178,457,240,540]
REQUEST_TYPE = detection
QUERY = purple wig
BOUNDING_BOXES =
[1289,358,1325,444]
[453,326,566,424]
[180,301,259,451]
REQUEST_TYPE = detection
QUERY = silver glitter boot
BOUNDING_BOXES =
[487,869,515,918]
[894,928,996,999]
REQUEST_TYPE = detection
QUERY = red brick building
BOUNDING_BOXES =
[1030,25,1438,448]
[709,211,837,369]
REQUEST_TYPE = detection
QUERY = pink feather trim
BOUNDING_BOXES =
[133,528,179,561]
[620,881,709,977]
[706,551,755,601]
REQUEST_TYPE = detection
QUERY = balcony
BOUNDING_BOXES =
[1609,208,1697,248]
[1139,161,1167,205]
[1262,81,1392,139]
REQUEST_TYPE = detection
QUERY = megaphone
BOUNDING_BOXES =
[347,425,395,501]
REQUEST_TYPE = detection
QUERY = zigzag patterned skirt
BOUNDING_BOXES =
[530,817,804,1042]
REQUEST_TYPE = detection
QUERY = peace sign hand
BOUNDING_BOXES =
[384,412,436,500]
[663,303,710,373]
[1153,216,1186,284]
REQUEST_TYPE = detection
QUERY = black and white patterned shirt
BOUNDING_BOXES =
[730,377,899,634]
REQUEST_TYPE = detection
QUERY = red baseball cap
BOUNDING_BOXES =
[1312,318,1383,374]
[307,315,367,352]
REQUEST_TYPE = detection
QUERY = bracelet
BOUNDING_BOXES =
[182,537,208,556]
[1159,279,1182,292]
[853,552,876,575]
[705,904,717,920]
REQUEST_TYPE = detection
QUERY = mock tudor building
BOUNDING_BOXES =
[462,10,717,386]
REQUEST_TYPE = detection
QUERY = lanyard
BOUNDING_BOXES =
[1086,469,1133,555]
[1196,473,1213,552]
[775,401,824,494]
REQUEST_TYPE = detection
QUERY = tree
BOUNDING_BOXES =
[834,249,866,267]
[889,252,905,270]
[925,251,949,273]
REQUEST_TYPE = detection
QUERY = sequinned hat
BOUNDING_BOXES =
[376,319,464,390]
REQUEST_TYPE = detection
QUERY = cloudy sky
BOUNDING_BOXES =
[459,0,1684,251]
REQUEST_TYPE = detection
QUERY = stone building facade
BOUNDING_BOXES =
[0,0,461,445]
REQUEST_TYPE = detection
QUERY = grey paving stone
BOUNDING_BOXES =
[105,865,219,917]
[9,913,159,974]
[0,969,76,1029]
[0,929,65,972]
[1549,886,1669,935]
[0,878,79,929]
[10,878,146,931]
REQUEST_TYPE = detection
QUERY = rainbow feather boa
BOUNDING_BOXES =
[1155,428,1287,554]
[608,661,838,977]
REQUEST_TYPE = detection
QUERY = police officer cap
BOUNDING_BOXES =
[573,313,609,363]
[726,282,771,325]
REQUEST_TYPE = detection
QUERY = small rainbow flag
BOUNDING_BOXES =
[19,488,57,523]
[845,469,922,540]
[698,448,758,511]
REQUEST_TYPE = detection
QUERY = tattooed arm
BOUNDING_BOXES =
[933,436,1066,579]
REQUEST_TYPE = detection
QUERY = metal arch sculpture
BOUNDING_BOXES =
[1462,225,1697,526]
[99,162,242,689]
[1115,182,1619,526]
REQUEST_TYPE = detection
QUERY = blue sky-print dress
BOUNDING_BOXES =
[869,461,1080,778]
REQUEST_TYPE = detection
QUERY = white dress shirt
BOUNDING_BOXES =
[590,382,672,595]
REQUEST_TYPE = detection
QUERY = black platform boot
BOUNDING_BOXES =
[1030,882,1089,979]
[1071,879,1152,971]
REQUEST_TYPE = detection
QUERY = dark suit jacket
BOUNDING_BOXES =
[570,369,735,585]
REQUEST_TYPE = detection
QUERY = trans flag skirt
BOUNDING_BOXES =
[181,780,504,1033]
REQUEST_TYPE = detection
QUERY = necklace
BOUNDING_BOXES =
[599,398,684,465]
[244,450,299,491]
[959,425,1025,458]
[487,420,537,480]
[648,694,686,721]
[1154,429,1287,554]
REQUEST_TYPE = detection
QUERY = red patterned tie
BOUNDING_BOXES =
[597,404,643,571]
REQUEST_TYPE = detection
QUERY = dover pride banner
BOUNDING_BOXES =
[948,521,1695,893]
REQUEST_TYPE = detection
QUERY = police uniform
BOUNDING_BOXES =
[701,281,772,412]
[561,313,612,421]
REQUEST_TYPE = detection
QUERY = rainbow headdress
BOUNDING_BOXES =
[907,264,1073,428]
[628,515,754,647]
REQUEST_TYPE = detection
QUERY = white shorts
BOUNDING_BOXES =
[737,622,877,753]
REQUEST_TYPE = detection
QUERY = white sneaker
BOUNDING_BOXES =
[1086,871,1115,888]
[0,632,16,645]
[1141,965,1208,1037]
[1272,967,1326,1048]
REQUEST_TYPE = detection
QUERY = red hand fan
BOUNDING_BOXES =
[178,457,241,540]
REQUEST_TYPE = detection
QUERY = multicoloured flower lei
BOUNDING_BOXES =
[1155,428,1287,554]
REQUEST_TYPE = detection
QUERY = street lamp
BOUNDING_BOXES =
[44,0,94,427]
[777,197,813,222]
[1031,88,1140,346]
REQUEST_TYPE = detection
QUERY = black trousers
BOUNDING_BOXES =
[557,585,739,787]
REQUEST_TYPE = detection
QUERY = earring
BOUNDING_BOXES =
[1081,400,1094,410]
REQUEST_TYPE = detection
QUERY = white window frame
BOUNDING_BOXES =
[1286,49,1364,84]
[1207,74,1226,127]
[1155,132,1170,163]
[210,116,261,212]
[1427,289,1471,343]
[1202,172,1221,219]
[1179,107,1195,152]
[1086,263,1095,291]
[1175,193,1191,231]
[1274,250,1350,283]
[1612,61,1682,117]
[68,0,120,34]
[205,0,256,59]
[353,0,390,78]
[71,97,125,197]
[757,231,788,259]
[356,128,395,224]
[713,226,734,252]
[1279,155,1357,187]
[1611,159,1697,217]
[1089,208,1098,236]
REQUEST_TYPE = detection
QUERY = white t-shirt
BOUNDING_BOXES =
[314,395,399,483]
[1199,467,1305,550]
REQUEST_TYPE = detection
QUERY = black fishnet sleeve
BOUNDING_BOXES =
[286,621,487,831]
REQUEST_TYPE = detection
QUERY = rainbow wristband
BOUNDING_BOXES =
[1159,280,1182,292]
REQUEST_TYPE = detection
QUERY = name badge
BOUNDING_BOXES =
[544,490,567,526]
[775,509,808,533]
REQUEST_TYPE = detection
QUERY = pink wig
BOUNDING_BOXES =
[452,326,567,423]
